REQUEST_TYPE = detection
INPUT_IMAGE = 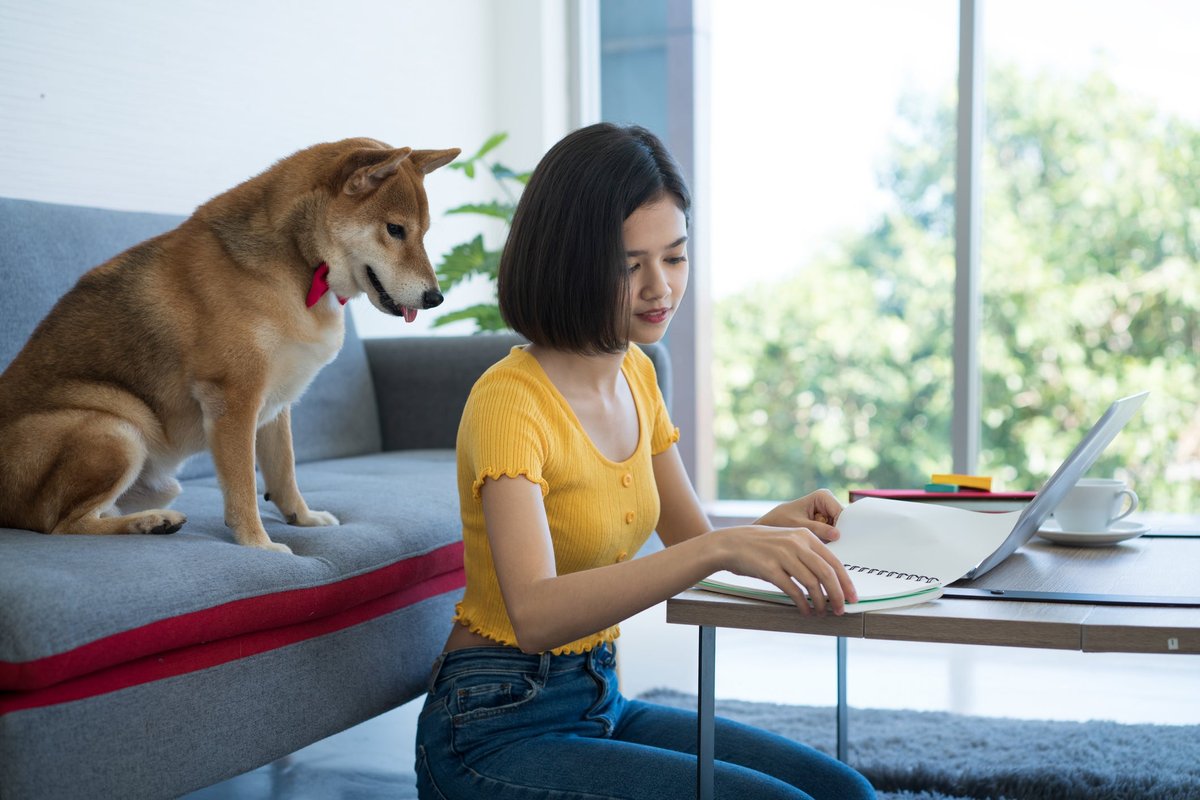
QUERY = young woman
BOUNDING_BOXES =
[415,123,875,800]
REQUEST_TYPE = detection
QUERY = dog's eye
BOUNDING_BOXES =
[386,223,407,240]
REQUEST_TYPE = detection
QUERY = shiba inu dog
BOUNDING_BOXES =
[0,138,459,553]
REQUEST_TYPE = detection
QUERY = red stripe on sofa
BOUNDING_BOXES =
[0,566,464,715]
[0,541,464,692]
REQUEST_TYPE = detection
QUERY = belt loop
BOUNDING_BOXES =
[426,652,448,692]
[537,651,552,683]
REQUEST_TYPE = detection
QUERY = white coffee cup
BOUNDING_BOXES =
[1052,478,1139,532]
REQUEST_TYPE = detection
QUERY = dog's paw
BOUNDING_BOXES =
[132,510,187,535]
[286,509,340,527]
[255,540,294,555]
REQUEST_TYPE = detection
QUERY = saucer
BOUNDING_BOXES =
[1036,519,1150,547]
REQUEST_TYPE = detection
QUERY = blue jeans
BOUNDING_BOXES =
[414,645,875,799]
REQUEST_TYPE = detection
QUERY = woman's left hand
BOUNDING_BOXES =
[754,489,844,542]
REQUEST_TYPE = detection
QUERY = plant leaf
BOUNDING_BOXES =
[430,303,508,332]
[473,305,509,331]
[491,163,518,181]
[473,132,508,161]
[435,235,487,289]
[446,201,513,221]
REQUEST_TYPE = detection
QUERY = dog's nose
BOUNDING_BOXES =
[422,289,444,309]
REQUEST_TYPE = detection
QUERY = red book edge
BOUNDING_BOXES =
[850,489,1036,501]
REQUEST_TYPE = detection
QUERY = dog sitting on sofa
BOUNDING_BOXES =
[0,138,458,553]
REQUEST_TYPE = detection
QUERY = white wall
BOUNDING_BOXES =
[0,0,576,337]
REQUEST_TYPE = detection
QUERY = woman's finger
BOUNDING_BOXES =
[800,533,855,612]
[809,489,844,523]
[799,553,842,614]
[817,542,858,605]
[807,519,841,542]
[766,567,813,615]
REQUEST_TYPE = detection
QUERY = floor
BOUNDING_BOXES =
[187,595,1200,798]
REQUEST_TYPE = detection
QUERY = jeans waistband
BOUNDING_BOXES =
[428,643,614,691]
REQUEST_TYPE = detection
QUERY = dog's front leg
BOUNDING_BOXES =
[200,383,291,553]
[257,406,339,528]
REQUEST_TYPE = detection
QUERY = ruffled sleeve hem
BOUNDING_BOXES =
[651,426,681,456]
[471,467,550,501]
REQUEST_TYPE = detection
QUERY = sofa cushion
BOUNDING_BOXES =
[0,591,460,799]
[0,449,463,704]
[0,197,384,480]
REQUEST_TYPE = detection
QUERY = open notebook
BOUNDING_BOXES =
[699,392,1148,613]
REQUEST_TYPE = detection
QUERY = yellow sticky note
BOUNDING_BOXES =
[930,473,992,491]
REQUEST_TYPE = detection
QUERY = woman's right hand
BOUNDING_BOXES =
[711,525,857,615]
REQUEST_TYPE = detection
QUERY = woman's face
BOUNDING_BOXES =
[622,196,689,346]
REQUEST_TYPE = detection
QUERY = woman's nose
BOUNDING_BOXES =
[641,262,671,299]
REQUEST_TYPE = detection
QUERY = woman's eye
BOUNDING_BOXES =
[628,262,641,273]
[667,256,688,265]
[386,223,406,240]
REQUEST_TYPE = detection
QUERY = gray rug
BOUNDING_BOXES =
[642,688,1200,800]
[190,692,1200,799]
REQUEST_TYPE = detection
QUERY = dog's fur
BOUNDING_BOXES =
[0,138,459,552]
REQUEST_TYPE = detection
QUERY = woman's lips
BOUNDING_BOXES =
[637,307,671,324]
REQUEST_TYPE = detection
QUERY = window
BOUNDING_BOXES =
[978,0,1200,512]
[707,1,1199,512]
[709,1,959,501]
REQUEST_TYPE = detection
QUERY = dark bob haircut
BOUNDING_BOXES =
[498,123,692,355]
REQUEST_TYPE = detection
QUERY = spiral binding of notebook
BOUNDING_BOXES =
[845,563,940,584]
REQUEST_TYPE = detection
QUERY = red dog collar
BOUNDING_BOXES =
[306,262,348,308]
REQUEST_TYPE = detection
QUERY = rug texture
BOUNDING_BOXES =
[641,688,1200,800]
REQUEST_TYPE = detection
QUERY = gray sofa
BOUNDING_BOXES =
[0,197,673,799]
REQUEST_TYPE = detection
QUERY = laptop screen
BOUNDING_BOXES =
[967,391,1149,579]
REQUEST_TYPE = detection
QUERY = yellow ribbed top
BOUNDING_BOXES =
[453,344,680,654]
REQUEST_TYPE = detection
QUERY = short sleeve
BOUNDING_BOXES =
[650,383,681,455]
[627,346,680,456]
[458,369,551,500]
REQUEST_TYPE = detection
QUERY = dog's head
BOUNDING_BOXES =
[321,144,460,321]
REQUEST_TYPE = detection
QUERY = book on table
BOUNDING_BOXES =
[697,392,1150,613]
[698,498,1018,612]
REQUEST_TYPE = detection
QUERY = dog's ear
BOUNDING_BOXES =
[409,148,461,175]
[339,147,414,196]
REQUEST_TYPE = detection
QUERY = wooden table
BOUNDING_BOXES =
[666,534,1200,800]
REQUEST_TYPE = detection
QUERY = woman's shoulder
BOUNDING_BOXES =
[468,346,551,405]
[475,345,537,381]
[622,344,660,391]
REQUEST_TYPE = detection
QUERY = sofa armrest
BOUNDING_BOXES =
[364,334,673,452]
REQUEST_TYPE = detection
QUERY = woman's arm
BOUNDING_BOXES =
[483,474,726,653]
[484,447,856,653]
[651,444,857,607]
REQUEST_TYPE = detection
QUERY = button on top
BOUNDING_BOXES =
[621,474,633,487]
[615,551,629,562]
[624,511,635,524]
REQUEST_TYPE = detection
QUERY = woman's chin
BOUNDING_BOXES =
[629,323,670,346]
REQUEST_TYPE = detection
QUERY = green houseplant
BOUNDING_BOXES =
[432,133,529,332]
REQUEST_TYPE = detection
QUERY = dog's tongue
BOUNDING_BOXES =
[403,307,418,323]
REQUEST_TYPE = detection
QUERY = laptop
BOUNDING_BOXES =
[966,391,1149,579]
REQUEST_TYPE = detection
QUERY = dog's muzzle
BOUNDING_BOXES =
[365,267,444,321]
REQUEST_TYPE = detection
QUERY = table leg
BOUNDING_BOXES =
[836,636,848,762]
[698,625,715,800]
